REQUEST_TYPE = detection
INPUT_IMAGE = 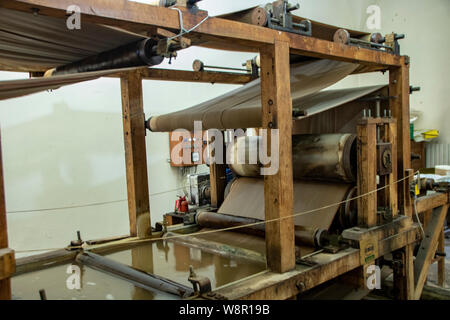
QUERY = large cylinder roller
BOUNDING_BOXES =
[228,133,357,183]
[48,39,164,76]
[195,211,329,248]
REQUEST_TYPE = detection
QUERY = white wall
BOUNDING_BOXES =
[0,0,448,255]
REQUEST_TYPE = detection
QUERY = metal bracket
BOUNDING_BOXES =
[68,231,84,251]
[265,1,312,36]
[188,265,212,295]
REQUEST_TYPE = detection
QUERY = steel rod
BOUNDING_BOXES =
[75,251,193,298]
[195,211,328,248]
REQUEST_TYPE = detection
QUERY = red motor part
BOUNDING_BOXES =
[175,196,189,214]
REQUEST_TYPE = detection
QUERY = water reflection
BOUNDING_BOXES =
[13,239,266,300]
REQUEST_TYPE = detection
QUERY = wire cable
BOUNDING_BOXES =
[168,7,210,41]
[14,171,419,254]
[7,181,210,214]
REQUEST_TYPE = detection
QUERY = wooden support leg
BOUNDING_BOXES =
[389,60,411,217]
[259,40,295,273]
[356,120,377,227]
[121,71,151,238]
[437,226,445,287]
[209,163,227,208]
[0,129,13,300]
[386,121,398,218]
[414,205,449,299]
[209,133,227,208]
[393,243,415,300]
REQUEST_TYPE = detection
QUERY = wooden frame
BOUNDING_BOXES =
[0,0,447,300]
[0,129,15,300]
[260,41,296,273]
[121,71,152,238]
[414,205,449,299]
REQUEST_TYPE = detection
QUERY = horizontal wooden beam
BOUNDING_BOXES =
[131,68,252,84]
[212,225,419,300]
[0,0,403,68]
[0,249,15,280]
[415,193,448,213]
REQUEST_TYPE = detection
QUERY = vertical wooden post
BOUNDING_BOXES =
[390,59,414,300]
[259,40,295,273]
[209,132,227,208]
[387,121,398,218]
[389,59,412,217]
[0,129,13,300]
[356,120,377,228]
[393,243,415,300]
[437,227,445,287]
[121,71,151,238]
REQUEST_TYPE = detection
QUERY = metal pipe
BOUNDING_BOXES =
[192,59,248,73]
[75,251,193,298]
[195,211,328,248]
[229,134,357,183]
[50,39,164,76]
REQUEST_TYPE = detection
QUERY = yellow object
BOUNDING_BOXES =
[423,129,439,140]
[415,184,420,196]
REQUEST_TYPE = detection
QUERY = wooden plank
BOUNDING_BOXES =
[14,231,170,276]
[213,223,418,300]
[0,130,7,251]
[342,215,412,242]
[390,63,412,216]
[357,121,377,227]
[416,193,448,213]
[15,249,77,276]
[108,68,254,84]
[392,243,415,300]
[0,248,15,280]
[287,35,403,66]
[259,40,295,273]
[0,0,403,67]
[139,69,253,84]
[213,249,360,300]
[411,141,426,172]
[414,205,449,300]
[387,121,399,217]
[209,163,227,208]
[437,226,445,287]
[0,128,12,300]
[121,71,151,238]
[209,131,227,208]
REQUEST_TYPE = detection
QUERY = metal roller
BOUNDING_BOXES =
[195,211,329,248]
[75,251,193,298]
[48,39,164,76]
[228,133,357,183]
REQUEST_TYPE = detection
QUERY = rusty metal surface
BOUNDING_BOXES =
[292,134,356,183]
[218,177,353,230]
[196,211,322,247]
[229,133,357,183]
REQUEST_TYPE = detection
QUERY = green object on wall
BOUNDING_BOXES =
[410,123,414,140]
